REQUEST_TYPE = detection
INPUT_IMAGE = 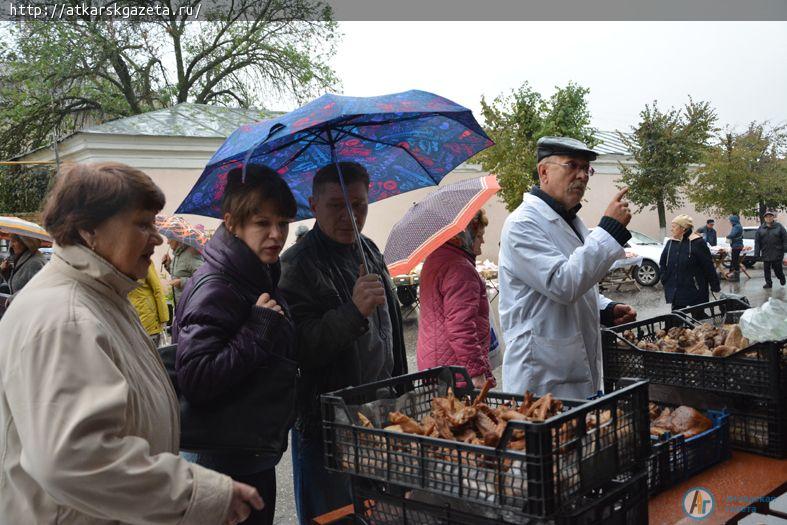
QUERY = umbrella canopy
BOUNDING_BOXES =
[0,216,52,243]
[384,175,500,276]
[155,215,208,252]
[175,89,494,221]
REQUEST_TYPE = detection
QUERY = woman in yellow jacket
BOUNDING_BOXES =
[129,262,170,346]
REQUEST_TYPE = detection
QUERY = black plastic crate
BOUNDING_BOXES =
[608,378,786,459]
[321,367,650,519]
[350,472,648,525]
[726,395,786,458]
[674,297,751,326]
[602,314,786,400]
[647,433,685,496]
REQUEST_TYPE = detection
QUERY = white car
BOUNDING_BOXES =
[589,229,664,286]
[626,231,664,286]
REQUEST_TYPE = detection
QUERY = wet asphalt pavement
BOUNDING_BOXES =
[271,265,785,524]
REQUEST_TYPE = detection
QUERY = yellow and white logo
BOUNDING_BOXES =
[683,487,714,519]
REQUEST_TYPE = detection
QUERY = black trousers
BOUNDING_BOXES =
[730,248,742,276]
[764,260,786,285]
[234,468,276,525]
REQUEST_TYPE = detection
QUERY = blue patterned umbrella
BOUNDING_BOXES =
[176,90,493,221]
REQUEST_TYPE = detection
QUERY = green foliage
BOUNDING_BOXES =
[474,82,596,211]
[617,99,717,229]
[0,165,55,213]
[688,123,787,219]
[0,0,339,159]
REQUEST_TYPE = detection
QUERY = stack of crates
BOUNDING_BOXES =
[321,366,651,524]
[603,298,785,458]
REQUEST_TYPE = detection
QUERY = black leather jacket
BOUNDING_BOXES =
[279,225,408,434]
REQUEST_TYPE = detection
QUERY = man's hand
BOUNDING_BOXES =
[162,253,172,266]
[352,264,386,317]
[256,292,284,315]
[604,187,632,226]
[168,278,182,289]
[226,481,263,525]
[612,304,636,325]
[0,259,8,272]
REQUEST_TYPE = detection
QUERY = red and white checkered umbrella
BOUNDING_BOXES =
[384,175,500,276]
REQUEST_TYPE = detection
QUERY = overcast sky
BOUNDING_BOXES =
[321,21,787,134]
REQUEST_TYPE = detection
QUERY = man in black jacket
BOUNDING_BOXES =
[279,162,408,525]
[755,210,787,288]
[696,219,718,246]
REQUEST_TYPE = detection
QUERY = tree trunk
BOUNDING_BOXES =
[758,201,767,224]
[657,199,667,240]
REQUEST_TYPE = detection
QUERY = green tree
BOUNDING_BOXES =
[688,123,787,221]
[0,0,339,159]
[617,99,717,237]
[0,165,55,213]
[475,82,596,211]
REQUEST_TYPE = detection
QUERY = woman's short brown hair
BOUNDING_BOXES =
[42,163,166,246]
[221,164,297,230]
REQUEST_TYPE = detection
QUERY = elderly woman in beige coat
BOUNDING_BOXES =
[0,163,262,525]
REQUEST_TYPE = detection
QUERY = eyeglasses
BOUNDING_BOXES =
[543,160,595,177]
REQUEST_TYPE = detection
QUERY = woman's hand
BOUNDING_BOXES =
[226,481,264,525]
[256,292,284,315]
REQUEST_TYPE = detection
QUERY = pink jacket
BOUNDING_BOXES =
[416,244,494,382]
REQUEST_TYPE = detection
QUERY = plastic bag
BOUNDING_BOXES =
[739,298,787,342]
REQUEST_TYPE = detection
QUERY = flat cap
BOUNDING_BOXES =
[764,209,777,217]
[537,136,598,162]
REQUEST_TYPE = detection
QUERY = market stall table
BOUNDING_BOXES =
[600,253,643,291]
[392,273,420,318]
[710,246,753,280]
[648,451,787,524]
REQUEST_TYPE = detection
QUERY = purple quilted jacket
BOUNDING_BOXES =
[416,243,493,383]
[174,224,295,399]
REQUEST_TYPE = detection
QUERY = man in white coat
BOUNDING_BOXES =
[499,136,637,399]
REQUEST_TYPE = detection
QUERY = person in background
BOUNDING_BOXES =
[279,162,408,525]
[499,136,636,399]
[726,214,744,282]
[0,234,47,305]
[659,215,720,309]
[175,165,298,525]
[417,209,495,387]
[0,162,261,525]
[162,238,203,306]
[696,218,717,246]
[129,261,170,346]
[294,224,309,244]
[754,210,787,289]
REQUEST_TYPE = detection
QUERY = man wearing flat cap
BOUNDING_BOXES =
[755,210,787,289]
[498,136,637,399]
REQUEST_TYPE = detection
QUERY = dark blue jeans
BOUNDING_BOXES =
[291,427,351,525]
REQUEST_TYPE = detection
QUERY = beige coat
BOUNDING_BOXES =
[0,244,233,524]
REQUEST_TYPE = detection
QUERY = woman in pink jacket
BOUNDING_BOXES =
[416,210,495,388]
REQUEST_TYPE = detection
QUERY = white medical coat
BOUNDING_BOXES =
[499,193,624,399]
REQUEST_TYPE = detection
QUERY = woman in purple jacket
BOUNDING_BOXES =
[174,165,297,525]
[416,210,495,388]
